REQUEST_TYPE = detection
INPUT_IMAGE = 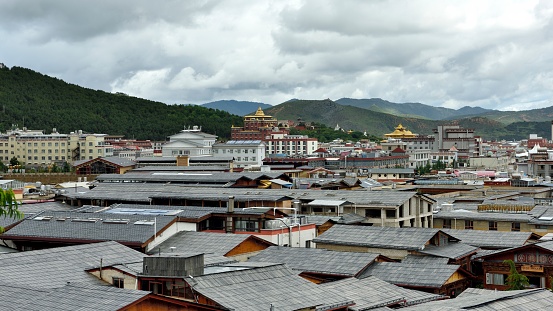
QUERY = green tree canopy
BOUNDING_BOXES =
[0,188,23,232]
[504,259,529,290]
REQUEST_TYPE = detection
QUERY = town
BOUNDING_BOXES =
[1,106,553,310]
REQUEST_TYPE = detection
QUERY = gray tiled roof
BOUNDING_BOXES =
[95,172,289,183]
[148,231,265,256]
[402,255,450,265]
[1,211,175,245]
[65,183,424,208]
[402,288,553,310]
[248,246,379,277]
[132,165,228,172]
[74,156,135,167]
[300,214,341,225]
[0,241,145,288]
[359,262,461,288]
[419,242,478,260]
[319,276,443,310]
[8,282,150,311]
[441,228,533,249]
[186,264,353,311]
[313,225,443,250]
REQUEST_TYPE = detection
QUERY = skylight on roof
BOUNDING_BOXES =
[134,220,155,226]
[538,216,553,221]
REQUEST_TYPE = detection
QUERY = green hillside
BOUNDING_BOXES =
[475,106,553,125]
[266,99,550,140]
[335,98,492,120]
[0,66,243,140]
[266,99,440,136]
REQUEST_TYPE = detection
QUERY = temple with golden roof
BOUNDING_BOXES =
[384,124,417,139]
[231,107,289,140]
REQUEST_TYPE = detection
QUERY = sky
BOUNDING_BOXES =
[1,0,553,111]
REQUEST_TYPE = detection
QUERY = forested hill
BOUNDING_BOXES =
[0,66,243,140]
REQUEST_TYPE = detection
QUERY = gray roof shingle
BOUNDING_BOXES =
[1,211,175,245]
[186,264,353,311]
[319,276,444,310]
[313,225,445,250]
[441,228,533,249]
[0,241,145,288]
[248,246,379,276]
[359,262,461,288]
[402,288,553,310]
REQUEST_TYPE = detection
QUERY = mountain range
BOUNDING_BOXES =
[1,64,551,142]
[203,98,552,140]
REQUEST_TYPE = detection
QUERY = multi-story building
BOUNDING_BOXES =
[0,127,112,169]
[161,126,217,157]
[265,133,318,156]
[433,125,480,159]
[212,140,266,168]
[231,107,317,157]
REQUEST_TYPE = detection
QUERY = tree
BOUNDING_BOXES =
[0,188,23,233]
[504,259,529,290]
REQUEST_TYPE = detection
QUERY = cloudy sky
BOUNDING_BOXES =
[1,0,552,111]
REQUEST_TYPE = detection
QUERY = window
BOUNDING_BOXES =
[486,273,505,285]
[489,221,498,231]
[512,222,521,232]
[112,277,124,288]
[465,220,473,230]
[235,218,258,232]
[443,219,451,229]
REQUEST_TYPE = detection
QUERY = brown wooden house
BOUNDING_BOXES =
[476,240,553,290]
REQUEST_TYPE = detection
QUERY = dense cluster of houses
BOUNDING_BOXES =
[4,112,553,309]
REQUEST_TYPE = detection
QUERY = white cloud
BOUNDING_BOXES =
[0,0,552,111]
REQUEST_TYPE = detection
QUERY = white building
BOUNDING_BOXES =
[265,133,318,156]
[381,138,431,169]
[212,140,266,168]
[161,126,217,157]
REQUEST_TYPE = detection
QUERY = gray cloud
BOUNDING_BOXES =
[0,0,552,111]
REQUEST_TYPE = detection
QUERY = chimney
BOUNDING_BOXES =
[176,155,189,166]
[227,196,235,213]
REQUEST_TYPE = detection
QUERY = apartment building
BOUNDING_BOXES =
[0,127,112,168]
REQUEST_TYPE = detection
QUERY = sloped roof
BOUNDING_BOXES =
[319,276,444,310]
[248,246,379,277]
[186,264,353,311]
[359,262,461,288]
[2,211,175,245]
[440,228,533,249]
[0,241,145,288]
[2,282,151,311]
[313,225,447,251]
[148,231,272,256]
[402,255,450,265]
[73,156,135,168]
[64,183,425,207]
[401,288,553,310]
[419,242,478,260]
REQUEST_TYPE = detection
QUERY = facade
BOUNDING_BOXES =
[161,126,217,157]
[0,127,112,169]
[212,140,265,168]
[265,133,318,156]
[231,107,287,140]
[477,241,553,290]
[433,125,480,159]
[381,138,432,169]
[433,202,553,236]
